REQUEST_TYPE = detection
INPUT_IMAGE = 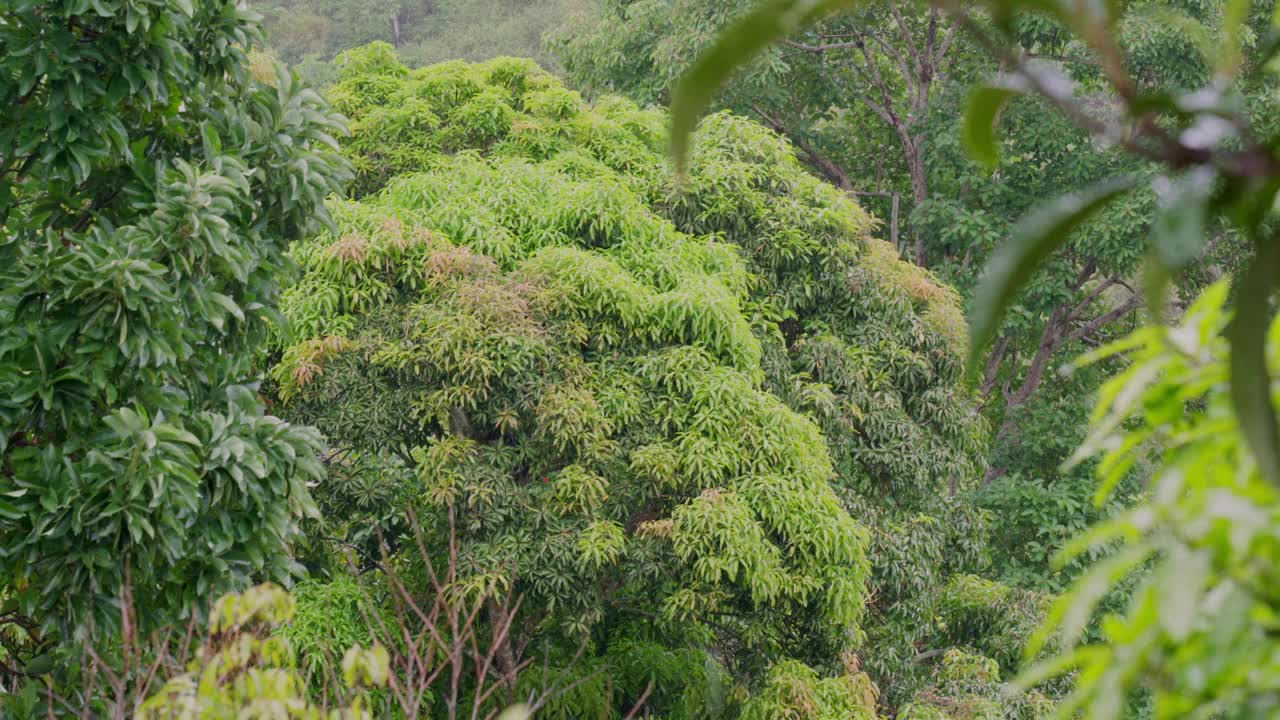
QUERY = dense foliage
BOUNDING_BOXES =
[0,0,349,657]
[263,45,1051,717]
[1024,281,1280,717]
[6,0,1278,715]
[664,0,1280,717]
[552,0,1143,498]
[137,583,388,718]
[554,0,1262,470]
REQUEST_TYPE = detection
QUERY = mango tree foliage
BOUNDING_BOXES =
[552,0,1140,518]
[1017,282,1280,717]
[272,46,1042,716]
[900,649,1053,720]
[136,584,388,719]
[655,0,1280,716]
[0,0,350,650]
[552,0,986,265]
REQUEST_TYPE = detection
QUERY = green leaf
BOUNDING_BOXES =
[1227,236,1280,486]
[209,292,245,322]
[1158,546,1209,642]
[1142,250,1172,324]
[1220,0,1252,75]
[669,0,860,176]
[1252,29,1280,79]
[495,704,531,720]
[967,175,1139,375]
[1148,167,1214,324]
[963,83,1022,170]
[24,653,54,675]
[1014,645,1102,690]
[1028,539,1154,659]
[200,122,223,157]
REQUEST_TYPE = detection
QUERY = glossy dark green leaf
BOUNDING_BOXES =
[1142,251,1172,324]
[963,83,1021,170]
[1127,90,1181,118]
[24,653,53,675]
[967,175,1139,376]
[1228,237,1280,486]
[670,0,860,176]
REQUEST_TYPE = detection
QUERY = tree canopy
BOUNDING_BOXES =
[262,44,1048,717]
[6,0,1278,716]
[0,0,350,645]
[250,0,592,84]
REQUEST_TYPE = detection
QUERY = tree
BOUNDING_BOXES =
[0,0,350,664]
[557,0,1262,484]
[665,0,1280,715]
[554,0,979,265]
[917,2,1270,475]
[918,89,1154,477]
[271,46,1049,717]
[136,584,388,719]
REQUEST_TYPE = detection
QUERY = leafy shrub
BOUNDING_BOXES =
[284,579,374,684]
[738,658,878,720]
[137,583,388,718]
[900,649,1052,720]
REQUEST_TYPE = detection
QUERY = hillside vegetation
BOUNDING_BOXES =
[5,0,1280,717]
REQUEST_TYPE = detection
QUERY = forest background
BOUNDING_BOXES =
[247,0,1237,603]
[2,0,1277,717]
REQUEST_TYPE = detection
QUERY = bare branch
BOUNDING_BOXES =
[781,38,863,53]
[1066,293,1142,344]
[886,0,924,79]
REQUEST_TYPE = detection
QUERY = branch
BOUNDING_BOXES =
[943,6,1280,178]
[979,335,1012,403]
[839,72,899,126]
[855,36,906,129]
[913,648,949,664]
[886,0,924,79]
[934,7,963,68]
[862,30,915,92]
[781,38,864,53]
[750,104,854,191]
[1066,293,1142,344]
[1064,276,1118,326]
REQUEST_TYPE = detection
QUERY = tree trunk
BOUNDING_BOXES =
[901,133,929,266]
[982,274,1142,482]
[487,598,520,703]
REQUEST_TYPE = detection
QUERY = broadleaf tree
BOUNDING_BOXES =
[556,0,1262,485]
[271,45,1050,717]
[0,0,351,662]
[664,0,1280,716]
